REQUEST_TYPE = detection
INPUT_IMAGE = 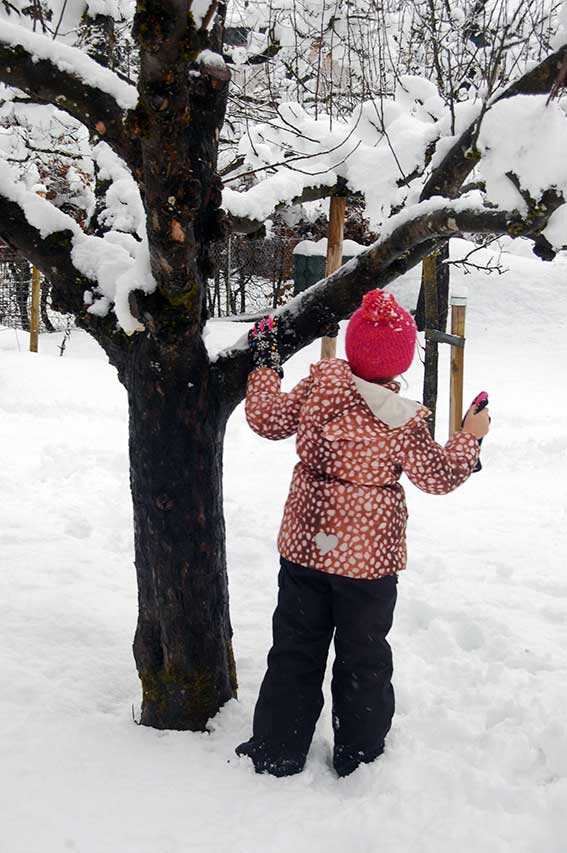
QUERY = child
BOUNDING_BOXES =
[236,290,490,778]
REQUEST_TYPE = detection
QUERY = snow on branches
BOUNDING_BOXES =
[0,20,137,110]
[0,155,154,334]
[222,79,478,228]
[222,43,567,252]
[477,94,567,251]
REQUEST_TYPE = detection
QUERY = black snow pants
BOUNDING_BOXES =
[243,557,397,777]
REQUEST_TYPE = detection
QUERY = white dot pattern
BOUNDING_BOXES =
[245,360,480,580]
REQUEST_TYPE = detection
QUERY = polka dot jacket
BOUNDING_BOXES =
[246,359,480,580]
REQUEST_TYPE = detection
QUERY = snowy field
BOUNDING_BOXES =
[1,239,566,853]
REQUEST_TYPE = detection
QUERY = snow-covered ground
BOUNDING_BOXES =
[1,239,566,853]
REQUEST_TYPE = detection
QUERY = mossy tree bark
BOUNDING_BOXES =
[120,1,236,728]
[124,333,236,729]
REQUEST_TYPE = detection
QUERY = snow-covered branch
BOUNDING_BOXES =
[421,43,567,201]
[0,20,138,166]
[0,159,154,338]
[223,42,567,235]
[216,193,566,402]
[228,182,353,234]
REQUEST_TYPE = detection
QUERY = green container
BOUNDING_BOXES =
[293,251,357,295]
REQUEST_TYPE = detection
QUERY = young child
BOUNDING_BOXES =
[236,290,490,778]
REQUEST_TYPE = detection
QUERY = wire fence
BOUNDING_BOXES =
[0,243,70,333]
[207,235,300,317]
[0,235,301,332]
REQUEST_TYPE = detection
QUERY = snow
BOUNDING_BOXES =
[191,0,216,30]
[478,96,567,222]
[293,237,367,257]
[86,0,135,19]
[0,159,74,237]
[543,204,567,251]
[1,239,567,852]
[197,49,228,72]
[0,20,138,111]
[551,0,567,48]
[224,168,336,223]
[92,142,146,238]
[221,93,446,228]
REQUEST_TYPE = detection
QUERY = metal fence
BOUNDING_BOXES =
[207,235,300,317]
[0,243,70,332]
[0,235,301,331]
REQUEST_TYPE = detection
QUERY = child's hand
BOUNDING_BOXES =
[462,404,490,439]
[248,315,283,377]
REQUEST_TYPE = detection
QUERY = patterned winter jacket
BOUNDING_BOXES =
[245,359,480,580]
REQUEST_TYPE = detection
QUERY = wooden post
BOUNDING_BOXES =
[422,252,439,438]
[449,295,467,435]
[320,196,346,360]
[30,267,41,352]
[29,264,41,353]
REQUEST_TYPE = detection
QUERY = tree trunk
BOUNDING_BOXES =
[414,243,450,332]
[40,278,56,332]
[422,253,440,438]
[124,336,237,730]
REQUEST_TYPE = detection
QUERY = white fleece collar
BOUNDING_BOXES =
[352,375,422,428]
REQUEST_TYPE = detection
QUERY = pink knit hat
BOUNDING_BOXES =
[345,290,417,381]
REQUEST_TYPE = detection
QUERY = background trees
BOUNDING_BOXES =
[0,0,566,730]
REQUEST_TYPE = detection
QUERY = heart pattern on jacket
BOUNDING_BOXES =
[314,532,339,554]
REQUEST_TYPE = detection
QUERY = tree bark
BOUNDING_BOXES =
[420,253,440,437]
[415,243,449,333]
[124,334,237,730]
[40,278,56,333]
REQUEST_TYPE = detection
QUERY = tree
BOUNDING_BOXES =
[0,1,566,731]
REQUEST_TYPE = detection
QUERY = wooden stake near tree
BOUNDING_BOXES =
[449,295,467,435]
[29,261,41,353]
[320,196,346,359]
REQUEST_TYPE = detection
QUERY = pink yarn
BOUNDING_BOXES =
[345,290,417,381]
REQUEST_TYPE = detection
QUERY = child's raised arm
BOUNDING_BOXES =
[245,368,312,440]
[401,419,481,494]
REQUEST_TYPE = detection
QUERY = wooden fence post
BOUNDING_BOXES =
[29,265,41,353]
[449,295,467,435]
[320,196,346,360]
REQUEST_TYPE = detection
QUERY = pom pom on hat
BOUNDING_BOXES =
[345,289,417,381]
[360,290,401,326]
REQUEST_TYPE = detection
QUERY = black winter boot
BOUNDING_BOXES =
[333,743,385,778]
[235,739,305,777]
